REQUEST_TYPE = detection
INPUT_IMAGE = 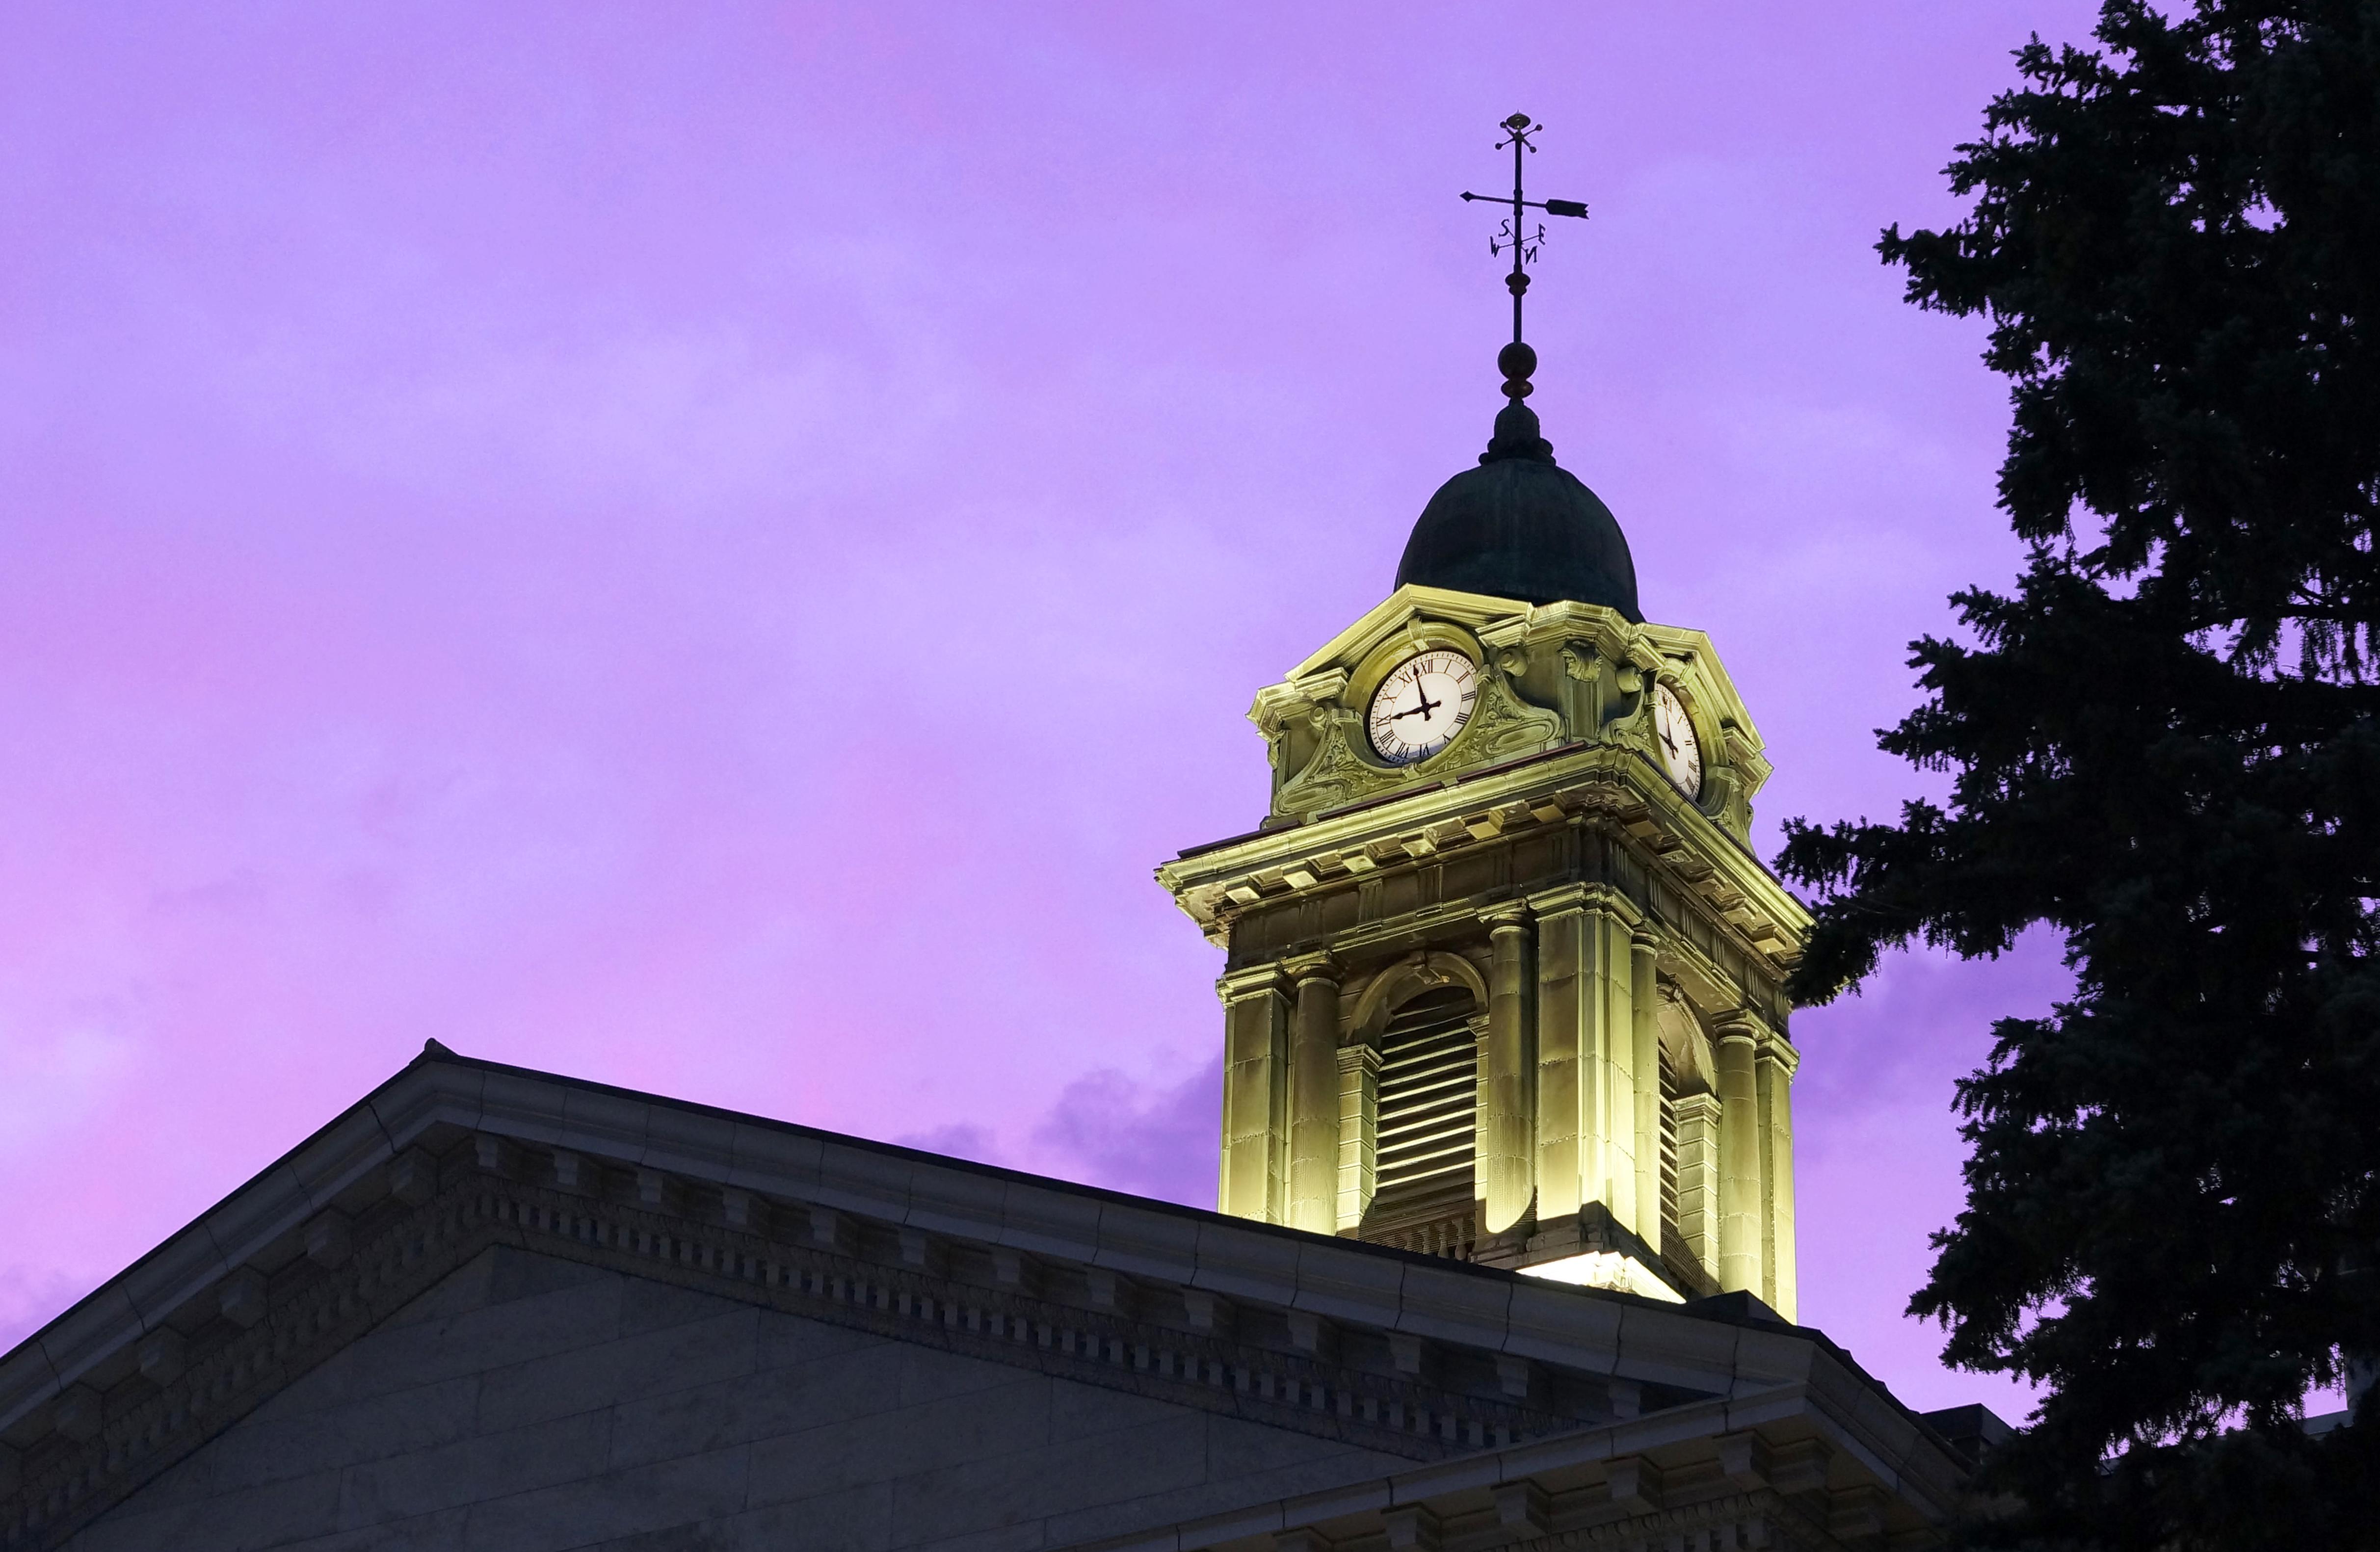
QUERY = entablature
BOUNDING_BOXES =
[1159,741,1810,994]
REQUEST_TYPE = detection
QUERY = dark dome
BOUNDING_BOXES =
[1396,455,1642,621]
[1393,368,1642,620]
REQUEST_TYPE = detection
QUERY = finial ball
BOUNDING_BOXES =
[1497,341,1537,382]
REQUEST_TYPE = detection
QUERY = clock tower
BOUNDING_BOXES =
[1156,118,1808,1315]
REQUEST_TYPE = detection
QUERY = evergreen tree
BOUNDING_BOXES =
[1777,2,2380,1545]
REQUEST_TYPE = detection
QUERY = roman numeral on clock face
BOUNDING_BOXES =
[1364,647,1480,765]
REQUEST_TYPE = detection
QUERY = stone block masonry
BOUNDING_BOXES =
[67,1246,1407,1552]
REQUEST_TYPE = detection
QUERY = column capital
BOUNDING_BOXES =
[1716,1002,1778,1033]
[1523,882,1643,927]
[1525,881,1588,916]
[1754,1029,1801,1076]
[1281,950,1340,984]
[1713,1011,1762,1049]
[1480,899,1533,931]
[1217,963,1291,1002]
[1335,1041,1381,1074]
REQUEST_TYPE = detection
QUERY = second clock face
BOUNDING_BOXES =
[1651,681,1704,799]
[1367,649,1478,765]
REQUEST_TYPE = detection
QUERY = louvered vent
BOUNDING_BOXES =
[1365,985,1479,1237]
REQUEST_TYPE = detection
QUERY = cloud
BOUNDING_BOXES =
[0,1023,137,1156]
[1029,1061,1219,1207]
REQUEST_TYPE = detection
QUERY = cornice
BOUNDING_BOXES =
[1055,1374,1973,1551]
[1156,744,1810,973]
[0,1147,1605,1549]
[0,1047,1941,1551]
[2,1150,1623,1550]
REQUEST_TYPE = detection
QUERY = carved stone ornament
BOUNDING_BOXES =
[1461,664,1565,765]
[1273,709,1374,818]
[1271,658,1570,823]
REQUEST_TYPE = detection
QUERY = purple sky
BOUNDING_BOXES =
[0,3,2101,1420]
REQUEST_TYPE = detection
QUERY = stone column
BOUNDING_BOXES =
[1217,965,1291,1223]
[1478,905,1535,1235]
[1285,956,1341,1234]
[1334,1043,1381,1232]
[1714,1013,1764,1294]
[1756,1028,1800,1321]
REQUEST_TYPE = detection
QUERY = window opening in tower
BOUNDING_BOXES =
[1362,983,1480,1258]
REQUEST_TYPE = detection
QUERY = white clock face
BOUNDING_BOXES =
[1651,681,1704,799]
[1366,649,1478,765]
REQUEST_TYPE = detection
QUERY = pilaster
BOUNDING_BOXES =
[1478,904,1535,1235]
[1756,1026,1799,1321]
[1528,888,1589,1222]
[1597,911,1639,1242]
[1528,886,1639,1230]
[1628,932,1662,1248]
[1218,965,1292,1224]
[1671,1090,1721,1281]
[1335,1043,1382,1232]
[1286,954,1342,1235]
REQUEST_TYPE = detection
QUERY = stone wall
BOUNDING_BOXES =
[69,1246,1406,1552]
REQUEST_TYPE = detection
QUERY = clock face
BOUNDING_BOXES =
[1651,681,1704,799]
[1366,649,1478,765]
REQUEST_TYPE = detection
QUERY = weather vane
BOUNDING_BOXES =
[1460,113,1588,347]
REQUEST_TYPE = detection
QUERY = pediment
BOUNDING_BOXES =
[1,1046,1970,1551]
[1280,585,1556,687]
[71,1243,1424,1552]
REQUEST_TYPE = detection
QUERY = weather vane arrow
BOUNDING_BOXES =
[1459,113,1588,347]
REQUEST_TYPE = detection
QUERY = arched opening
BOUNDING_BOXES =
[1360,982,1481,1257]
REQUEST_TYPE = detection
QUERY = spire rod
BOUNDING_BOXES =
[1458,114,1589,464]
